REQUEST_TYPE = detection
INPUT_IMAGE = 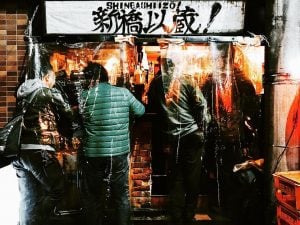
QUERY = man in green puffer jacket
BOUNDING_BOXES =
[80,62,145,225]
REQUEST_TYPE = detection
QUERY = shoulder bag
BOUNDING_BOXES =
[0,89,39,168]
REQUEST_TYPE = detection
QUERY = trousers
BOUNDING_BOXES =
[13,150,65,225]
[167,129,205,224]
[81,153,131,225]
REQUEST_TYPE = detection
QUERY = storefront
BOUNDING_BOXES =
[1,0,266,224]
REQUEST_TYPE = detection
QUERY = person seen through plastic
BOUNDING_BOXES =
[79,62,145,225]
[201,44,263,225]
[148,56,211,224]
[12,64,74,225]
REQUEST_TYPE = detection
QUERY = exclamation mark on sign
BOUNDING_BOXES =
[203,2,222,34]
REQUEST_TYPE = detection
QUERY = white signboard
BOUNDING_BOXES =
[45,1,245,35]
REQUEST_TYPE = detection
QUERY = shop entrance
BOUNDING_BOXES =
[131,39,264,211]
[30,36,264,211]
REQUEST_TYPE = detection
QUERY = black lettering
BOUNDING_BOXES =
[111,2,119,10]
[169,2,176,9]
[177,1,182,10]
[175,6,201,34]
[106,2,112,10]
[144,10,166,33]
[123,2,129,9]
[144,2,154,9]
[203,2,222,33]
[92,7,111,32]
[162,2,168,9]
[135,2,140,9]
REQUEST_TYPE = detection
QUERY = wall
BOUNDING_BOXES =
[130,119,153,208]
[0,8,27,127]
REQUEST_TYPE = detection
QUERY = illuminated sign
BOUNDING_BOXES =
[45,1,245,35]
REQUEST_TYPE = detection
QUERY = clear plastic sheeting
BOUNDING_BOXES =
[18,40,140,218]
[155,41,262,151]
[20,40,136,185]
[20,39,264,214]
[152,40,263,209]
[25,41,135,84]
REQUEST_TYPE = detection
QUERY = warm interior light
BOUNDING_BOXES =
[234,46,264,94]
[105,56,120,84]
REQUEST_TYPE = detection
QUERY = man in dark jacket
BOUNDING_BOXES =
[12,65,73,225]
[148,57,211,224]
[80,62,145,225]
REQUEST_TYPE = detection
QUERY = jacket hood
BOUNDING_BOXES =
[17,78,46,99]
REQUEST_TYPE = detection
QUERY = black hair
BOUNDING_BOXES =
[56,70,67,80]
[83,62,109,83]
[40,64,53,78]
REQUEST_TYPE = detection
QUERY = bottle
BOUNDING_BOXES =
[134,64,142,84]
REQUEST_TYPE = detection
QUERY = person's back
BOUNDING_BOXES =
[148,59,210,138]
[19,82,73,149]
[81,82,145,157]
[80,62,145,225]
[148,57,210,225]
[163,74,210,137]
[13,66,73,225]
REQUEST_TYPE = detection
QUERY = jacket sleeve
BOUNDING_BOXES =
[51,88,72,114]
[190,83,211,128]
[127,90,145,117]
